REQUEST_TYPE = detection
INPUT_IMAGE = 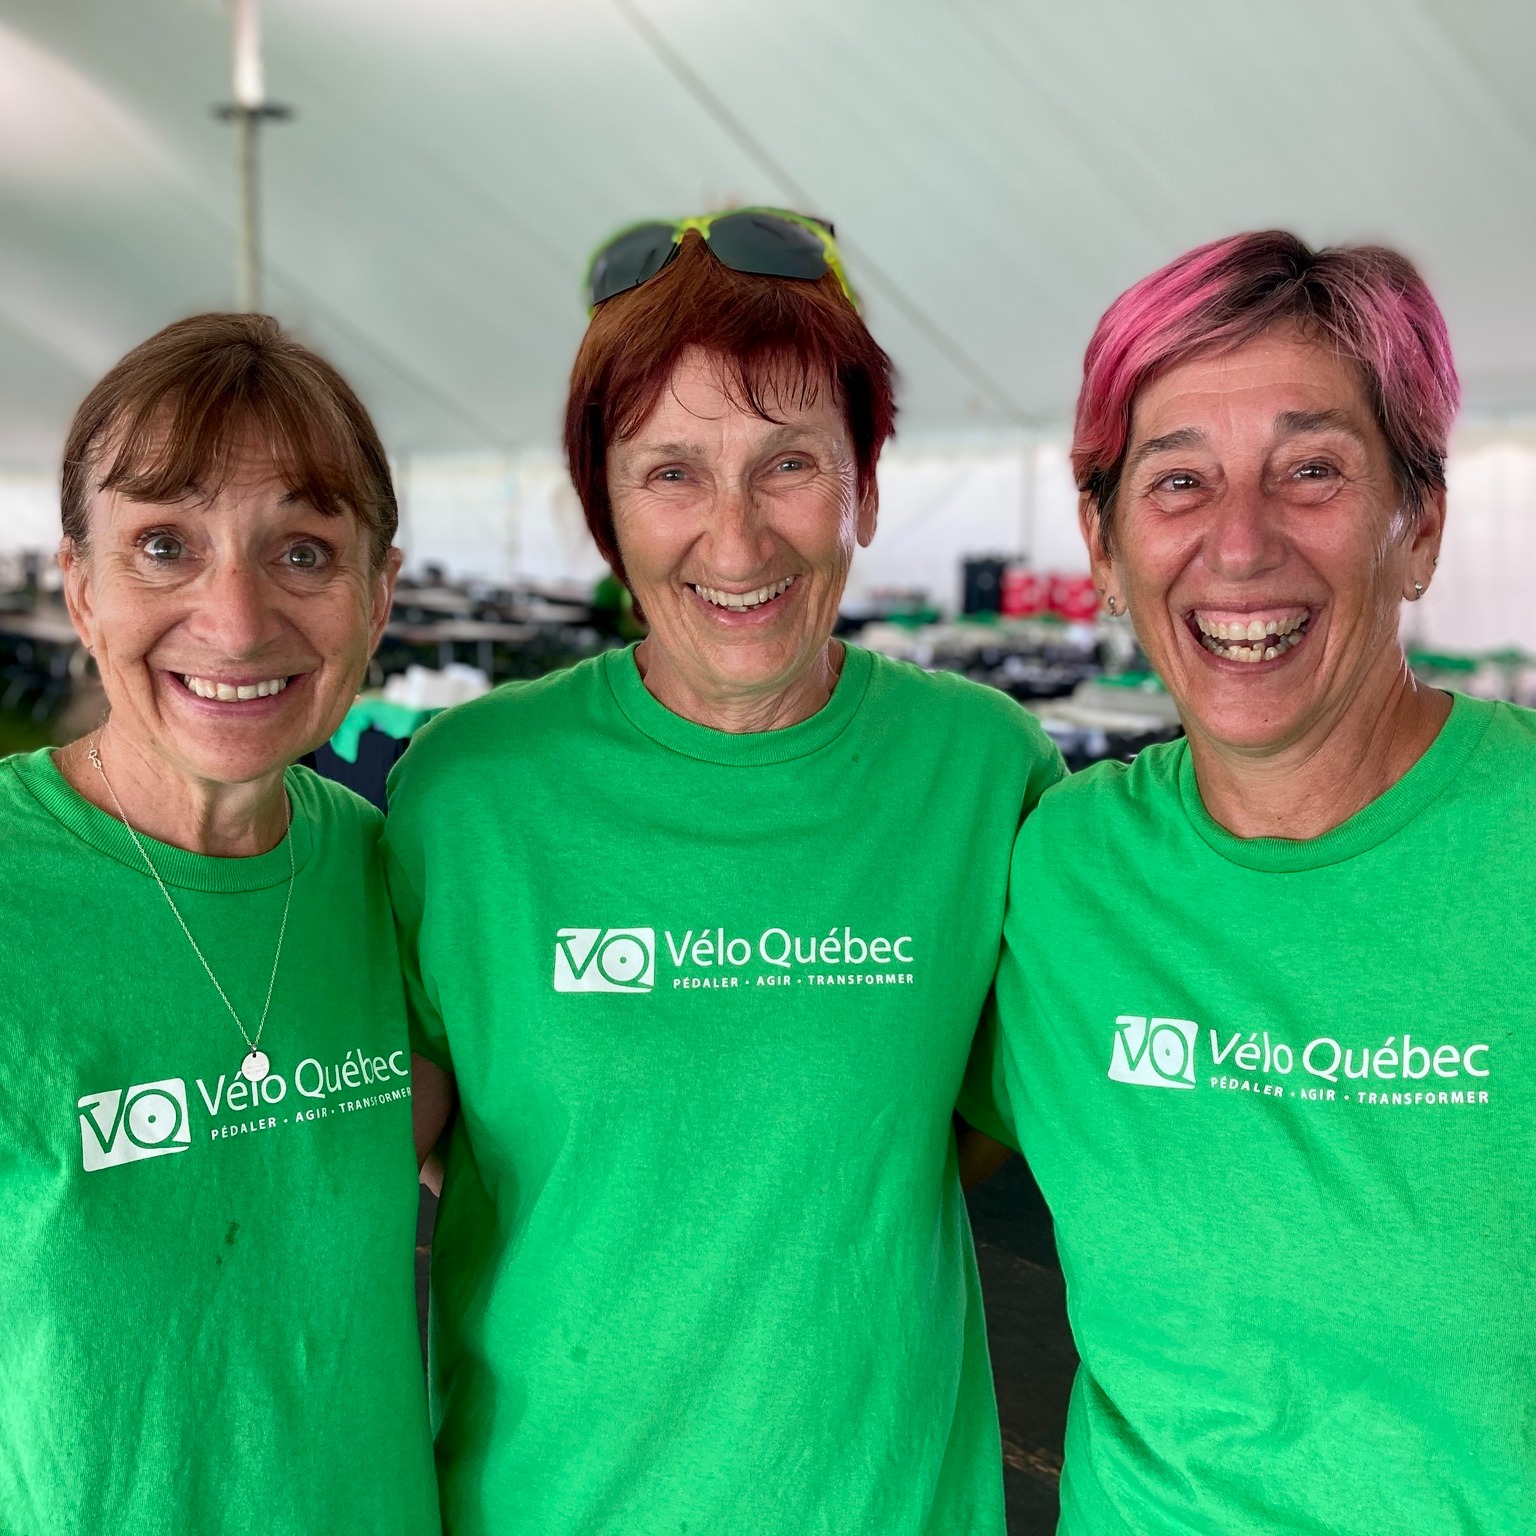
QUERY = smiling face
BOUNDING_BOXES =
[62,439,398,788]
[606,346,876,722]
[1087,325,1444,757]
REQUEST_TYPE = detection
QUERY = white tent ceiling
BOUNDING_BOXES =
[3,0,1536,474]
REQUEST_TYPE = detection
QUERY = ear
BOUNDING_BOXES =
[855,478,879,548]
[368,546,403,654]
[1404,487,1446,597]
[58,538,97,653]
[1078,492,1119,603]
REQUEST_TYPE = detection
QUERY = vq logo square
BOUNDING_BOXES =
[553,928,655,993]
[1108,1015,1198,1090]
[78,1078,193,1171]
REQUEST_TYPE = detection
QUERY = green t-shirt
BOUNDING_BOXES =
[383,643,1064,1535]
[962,692,1536,1535]
[0,751,439,1536]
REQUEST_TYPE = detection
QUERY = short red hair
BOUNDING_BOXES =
[564,231,896,579]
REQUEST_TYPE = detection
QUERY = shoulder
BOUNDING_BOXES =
[0,746,88,843]
[0,749,39,805]
[386,654,608,809]
[287,762,383,851]
[1473,696,1536,753]
[0,750,54,844]
[1449,694,1536,803]
[1020,734,1185,838]
[858,647,1059,758]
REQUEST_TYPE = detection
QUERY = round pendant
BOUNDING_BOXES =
[240,1049,270,1083]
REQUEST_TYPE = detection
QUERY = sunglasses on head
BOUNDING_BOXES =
[584,206,855,311]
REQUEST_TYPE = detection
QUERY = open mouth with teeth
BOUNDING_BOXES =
[690,574,798,615]
[180,674,293,702]
[1190,611,1311,664]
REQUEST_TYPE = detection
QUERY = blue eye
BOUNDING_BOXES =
[143,533,184,561]
[285,543,324,568]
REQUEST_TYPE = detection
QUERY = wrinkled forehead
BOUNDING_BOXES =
[1128,327,1380,453]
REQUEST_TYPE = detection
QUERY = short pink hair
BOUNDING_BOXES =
[1072,231,1460,546]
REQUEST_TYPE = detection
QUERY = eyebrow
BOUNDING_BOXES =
[635,424,820,458]
[1126,409,1368,476]
[1125,427,1205,476]
[1273,409,1367,442]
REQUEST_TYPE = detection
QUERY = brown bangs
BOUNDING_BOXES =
[62,313,397,568]
[565,231,896,578]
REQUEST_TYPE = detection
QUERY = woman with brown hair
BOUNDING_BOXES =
[0,314,438,1533]
[388,211,1063,1534]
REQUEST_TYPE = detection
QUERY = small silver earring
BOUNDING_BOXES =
[1412,580,1426,599]
[1105,595,1118,616]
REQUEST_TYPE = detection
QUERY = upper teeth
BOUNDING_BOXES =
[1192,612,1309,664]
[1194,615,1307,642]
[183,675,290,701]
[694,576,796,612]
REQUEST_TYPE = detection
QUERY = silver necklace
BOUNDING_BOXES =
[88,739,295,1084]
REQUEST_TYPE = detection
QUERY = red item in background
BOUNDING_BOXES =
[1049,573,1101,622]
[1000,566,1048,617]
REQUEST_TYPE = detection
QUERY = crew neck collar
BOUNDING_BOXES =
[604,641,872,766]
[1178,691,1489,872]
[9,748,314,892]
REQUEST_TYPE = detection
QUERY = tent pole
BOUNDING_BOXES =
[231,0,262,312]
[218,0,289,314]
[235,105,260,312]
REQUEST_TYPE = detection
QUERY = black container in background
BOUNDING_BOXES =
[962,556,1008,616]
[302,726,412,813]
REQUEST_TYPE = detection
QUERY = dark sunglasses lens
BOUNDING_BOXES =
[706,211,829,281]
[589,223,677,305]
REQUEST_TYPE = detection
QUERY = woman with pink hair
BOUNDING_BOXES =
[963,231,1534,1533]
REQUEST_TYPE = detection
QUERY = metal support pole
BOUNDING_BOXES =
[215,0,290,314]
[235,106,260,312]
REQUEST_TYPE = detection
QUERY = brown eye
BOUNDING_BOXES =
[143,533,184,561]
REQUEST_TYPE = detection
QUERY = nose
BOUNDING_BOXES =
[703,479,775,579]
[1203,482,1287,582]
[183,555,285,659]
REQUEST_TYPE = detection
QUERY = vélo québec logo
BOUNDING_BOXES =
[1107,1015,1198,1090]
[78,1078,193,1170]
[553,928,656,993]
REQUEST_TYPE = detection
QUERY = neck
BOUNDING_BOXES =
[636,640,844,733]
[1186,649,1452,841]
[55,723,290,858]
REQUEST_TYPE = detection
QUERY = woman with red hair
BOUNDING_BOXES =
[385,212,1063,1533]
[964,231,1535,1533]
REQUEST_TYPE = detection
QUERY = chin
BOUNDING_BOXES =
[166,724,315,786]
[1180,685,1316,754]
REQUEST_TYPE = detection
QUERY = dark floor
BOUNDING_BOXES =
[415,1155,1075,1535]
[965,1157,1078,1534]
